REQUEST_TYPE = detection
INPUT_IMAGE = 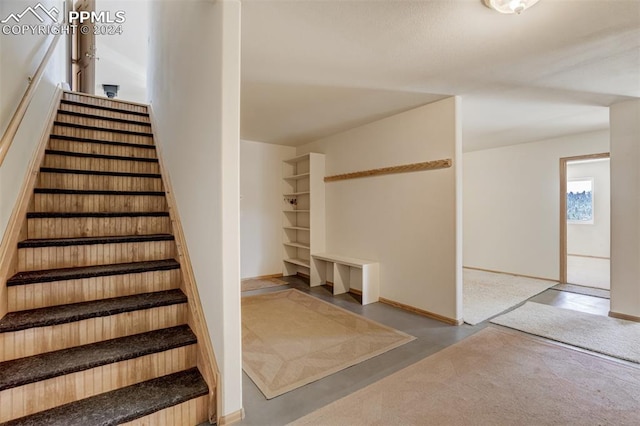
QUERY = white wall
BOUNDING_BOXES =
[464,130,609,280]
[94,0,149,103]
[148,0,242,417]
[567,159,610,258]
[0,0,67,244]
[240,140,295,279]
[610,99,640,319]
[298,97,463,322]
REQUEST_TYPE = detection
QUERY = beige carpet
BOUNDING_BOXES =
[242,289,415,399]
[241,277,288,292]
[492,301,640,363]
[291,327,640,425]
[463,268,556,325]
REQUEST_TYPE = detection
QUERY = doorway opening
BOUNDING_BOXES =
[560,154,610,290]
[70,0,96,94]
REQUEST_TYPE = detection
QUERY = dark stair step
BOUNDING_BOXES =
[0,289,187,333]
[18,234,174,249]
[61,99,150,117]
[7,259,180,286]
[57,110,152,127]
[3,368,208,426]
[45,149,159,163]
[0,325,196,391]
[50,134,156,150]
[53,121,153,137]
[34,188,165,196]
[39,167,161,179]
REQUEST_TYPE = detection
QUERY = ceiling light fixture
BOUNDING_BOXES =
[482,0,540,14]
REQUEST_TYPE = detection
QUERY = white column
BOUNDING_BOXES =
[610,99,640,320]
[217,0,243,418]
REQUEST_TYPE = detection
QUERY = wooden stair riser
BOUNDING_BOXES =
[27,216,171,239]
[52,125,154,146]
[43,154,160,174]
[18,240,175,271]
[33,193,167,213]
[8,269,181,311]
[58,102,151,124]
[0,344,196,423]
[0,303,188,362]
[38,172,163,192]
[121,395,209,426]
[48,139,157,159]
[63,93,148,115]
[55,113,152,135]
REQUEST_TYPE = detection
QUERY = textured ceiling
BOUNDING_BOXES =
[241,0,640,151]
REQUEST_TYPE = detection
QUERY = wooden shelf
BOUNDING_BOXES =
[283,258,310,268]
[283,226,310,231]
[283,242,310,249]
[283,173,310,181]
[283,210,310,213]
[283,153,310,164]
[283,191,310,197]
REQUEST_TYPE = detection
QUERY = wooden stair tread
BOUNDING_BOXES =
[3,368,208,426]
[45,149,159,163]
[0,289,187,333]
[7,259,180,286]
[18,234,174,248]
[60,99,150,117]
[34,188,165,196]
[57,110,152,127]
[50,134,156,150]
[53,121,153,137]
[0,325,196,391]
[39,167,161,179]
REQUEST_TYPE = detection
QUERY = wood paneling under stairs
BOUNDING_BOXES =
[17,235,176,271]
[63,92,148,114]
[58,100,151,124]
[8,267,180,311]
[43,150,160,174]
[56,110,153,134]
[33,190,168,213]
[48,136,158,158]
[38,166,162,189]
[52,123,154,145]
[27,212,172,239]
[1,300,189,362]
[0,92,215,424]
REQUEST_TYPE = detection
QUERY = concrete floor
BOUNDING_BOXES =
[236,276,610,426]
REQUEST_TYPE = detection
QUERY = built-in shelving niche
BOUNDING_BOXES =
[281,153,325,278]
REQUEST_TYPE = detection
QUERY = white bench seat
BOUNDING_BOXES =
[311,253,379,305]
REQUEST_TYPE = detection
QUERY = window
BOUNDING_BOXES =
[567,178,594,224]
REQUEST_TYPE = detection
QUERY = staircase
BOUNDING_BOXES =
[0,92,212,425]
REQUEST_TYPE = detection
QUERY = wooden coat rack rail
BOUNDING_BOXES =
[324,158,452,182]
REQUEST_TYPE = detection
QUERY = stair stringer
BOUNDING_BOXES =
[0,87,63,319]
[148,107,222,425]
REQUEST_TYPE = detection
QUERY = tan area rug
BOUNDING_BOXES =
[241,277,288,292]
[464,268,556,325]
[291,327,640,425]
[492,301,640,363]
[242,289,415,399]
